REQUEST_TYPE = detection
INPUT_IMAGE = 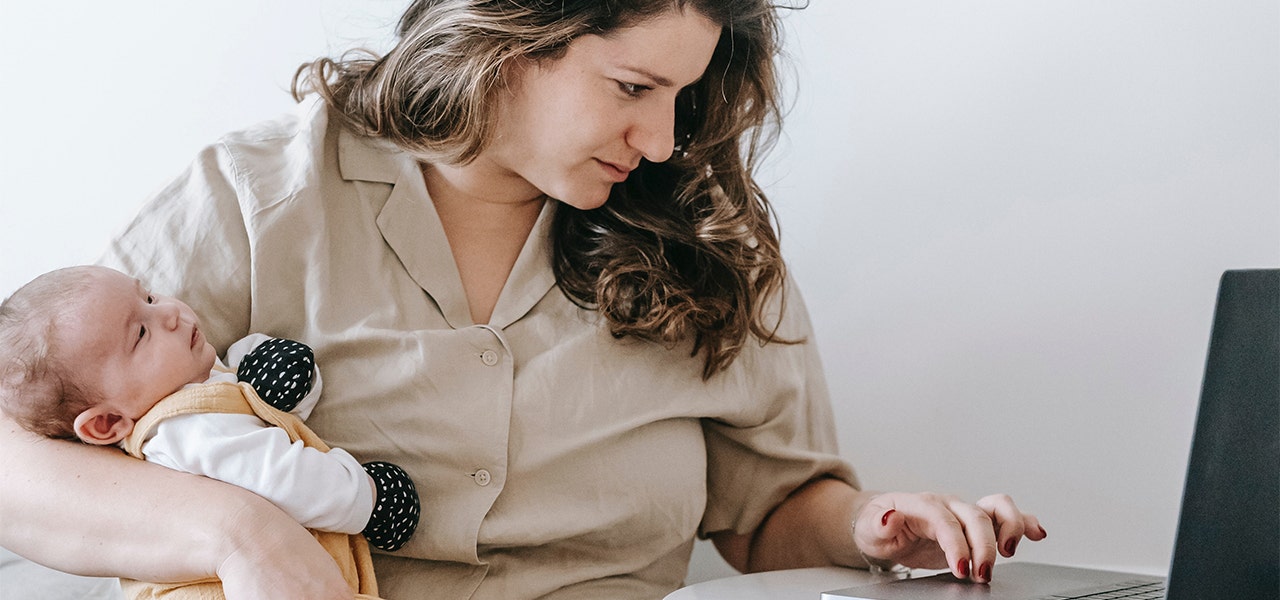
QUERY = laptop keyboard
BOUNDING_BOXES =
[1038,579,1166,599]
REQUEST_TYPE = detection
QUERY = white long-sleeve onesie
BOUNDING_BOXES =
[132,333,375,534]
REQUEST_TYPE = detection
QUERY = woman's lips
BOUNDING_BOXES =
[596,159,633,183]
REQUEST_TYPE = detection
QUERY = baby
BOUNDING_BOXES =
[0,265,418,599]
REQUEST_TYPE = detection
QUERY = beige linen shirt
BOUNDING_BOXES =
[102,99,856,600]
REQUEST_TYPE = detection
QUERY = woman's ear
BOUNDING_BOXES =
[72,406,134,445]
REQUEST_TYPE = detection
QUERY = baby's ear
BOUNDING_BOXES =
[72,406,135,445]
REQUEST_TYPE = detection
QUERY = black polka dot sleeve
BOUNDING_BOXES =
[236,338,315,413]
[361,461,421,552]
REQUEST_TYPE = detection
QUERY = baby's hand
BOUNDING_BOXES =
[361,461,421,552]
[237,338,315,413]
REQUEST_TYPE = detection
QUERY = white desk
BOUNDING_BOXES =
[664,567,909,600]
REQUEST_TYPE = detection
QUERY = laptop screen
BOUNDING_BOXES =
[1166,269,1279,599]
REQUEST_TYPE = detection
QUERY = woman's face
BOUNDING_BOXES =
[483,8,722,210]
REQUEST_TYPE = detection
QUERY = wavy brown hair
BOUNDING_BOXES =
[294,0,795,378]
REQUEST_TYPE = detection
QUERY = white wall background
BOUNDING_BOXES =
[1,0,1276,587]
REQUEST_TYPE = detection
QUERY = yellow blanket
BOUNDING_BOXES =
[120,381,380,599]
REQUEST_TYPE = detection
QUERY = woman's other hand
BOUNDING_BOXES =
[216,505,354,600]
[853,491,1048,582]
[711,478,1045,582]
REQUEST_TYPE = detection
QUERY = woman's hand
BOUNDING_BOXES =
[712,479,1045,582]
[218,544,353,600]
[215,502,355,600]
[853,492,1047,582]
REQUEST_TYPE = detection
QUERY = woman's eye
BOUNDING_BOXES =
[616,81,648,98]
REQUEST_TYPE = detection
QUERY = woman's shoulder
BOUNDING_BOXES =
[212,98,331,175]
[212,99,405,195]
[218,97,327,149]
[208,99,348,207]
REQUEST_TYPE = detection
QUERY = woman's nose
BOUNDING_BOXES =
[627,100,677,164]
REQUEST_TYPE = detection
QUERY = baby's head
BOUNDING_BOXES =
[0,266,216,444]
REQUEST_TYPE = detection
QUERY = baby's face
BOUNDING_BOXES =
[58,267,217,419]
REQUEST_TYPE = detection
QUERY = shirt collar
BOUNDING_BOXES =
[337,127,405,184]
[353,127,560,330]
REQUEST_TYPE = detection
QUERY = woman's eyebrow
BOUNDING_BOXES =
[618,65,702,89]
[622,66,674,87]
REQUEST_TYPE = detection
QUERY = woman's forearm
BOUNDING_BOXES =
[0,413,281,582]
[711,478,871,572]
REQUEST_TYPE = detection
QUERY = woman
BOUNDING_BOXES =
[0,1,1044,598]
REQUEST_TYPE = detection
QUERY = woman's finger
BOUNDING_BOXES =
[853,494,945,571]
[1023,512,1048,541]
[852,495,908,561]
[890,493,974,579]
[977,493,1027,558]
[941,497,997,581]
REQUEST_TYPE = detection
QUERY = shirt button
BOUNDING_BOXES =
[473,469,492,487]
[480,350,499,366]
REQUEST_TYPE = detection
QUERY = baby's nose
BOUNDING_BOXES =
[160,302,183,329]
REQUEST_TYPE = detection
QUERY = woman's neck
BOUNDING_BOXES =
[421,162,546,324]
[422,155,543,208]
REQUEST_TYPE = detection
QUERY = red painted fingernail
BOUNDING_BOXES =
[978,562,992,582]
[956,559,970,578]
[881,510,895,526]
[1004,538,1017,555]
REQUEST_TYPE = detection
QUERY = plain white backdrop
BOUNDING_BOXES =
[1,0,1276,587]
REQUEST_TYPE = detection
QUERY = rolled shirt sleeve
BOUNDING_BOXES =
[698,278,858,538]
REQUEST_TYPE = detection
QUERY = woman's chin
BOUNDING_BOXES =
[554,186,613,211]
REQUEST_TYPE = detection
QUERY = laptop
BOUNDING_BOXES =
[823,269,1280,600]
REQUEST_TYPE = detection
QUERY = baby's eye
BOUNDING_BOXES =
[146,295,154,304]
[139,325,147,339]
